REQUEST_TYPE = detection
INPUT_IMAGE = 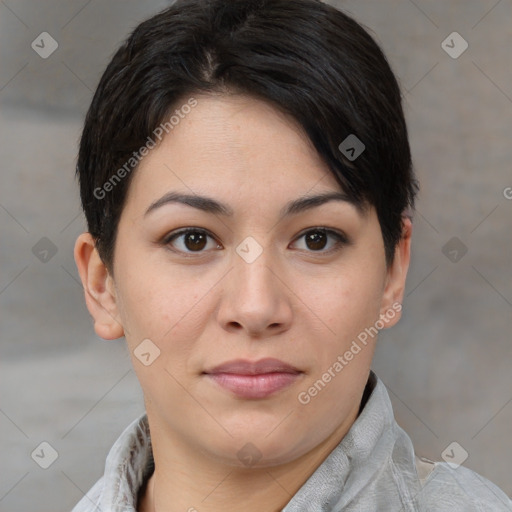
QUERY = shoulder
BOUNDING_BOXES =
[414,456,512,511]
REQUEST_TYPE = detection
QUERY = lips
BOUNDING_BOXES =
[203,358,303,399]
[203,358,301,376]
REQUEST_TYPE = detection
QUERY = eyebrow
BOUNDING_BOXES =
[144,190,361,220]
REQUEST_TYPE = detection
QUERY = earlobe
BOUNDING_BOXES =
[74,233,125,340]
[379,216,412,327]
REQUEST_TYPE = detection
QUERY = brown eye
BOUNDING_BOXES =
[291,228,348,254]
[164,228,221,254]
[305,230,328,250]
[183,232,207,251]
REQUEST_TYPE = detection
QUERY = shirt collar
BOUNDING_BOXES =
[100,410,153,510]
[282,370,398,510]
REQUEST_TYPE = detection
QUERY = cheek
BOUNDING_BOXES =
[289,266,384,437]
[302,263,385,342]
[115,268,207,395]
[113,223,174,334]
[114,253,219,364]
[119,276,195,339]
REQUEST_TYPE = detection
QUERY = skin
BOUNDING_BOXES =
[74,93,412,512]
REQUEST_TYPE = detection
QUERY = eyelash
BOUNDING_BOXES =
[161,227,349,257]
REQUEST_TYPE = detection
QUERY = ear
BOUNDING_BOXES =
[379,216,412,328]
[74,232,125,340]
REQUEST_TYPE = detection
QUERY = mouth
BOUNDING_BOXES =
[202,358,304,399]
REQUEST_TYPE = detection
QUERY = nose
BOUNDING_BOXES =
[216,245,293,338]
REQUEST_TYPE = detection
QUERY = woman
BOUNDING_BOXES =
[72,0,512,510]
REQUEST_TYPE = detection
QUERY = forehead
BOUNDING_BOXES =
[124,93,347,215]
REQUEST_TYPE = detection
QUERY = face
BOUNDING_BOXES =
[76,93,410,469]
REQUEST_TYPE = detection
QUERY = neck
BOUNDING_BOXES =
[138,405,360,512]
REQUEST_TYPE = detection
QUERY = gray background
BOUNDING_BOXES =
[1,0,511,510]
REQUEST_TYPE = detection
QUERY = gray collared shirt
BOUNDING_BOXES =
[71,372,512,511]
